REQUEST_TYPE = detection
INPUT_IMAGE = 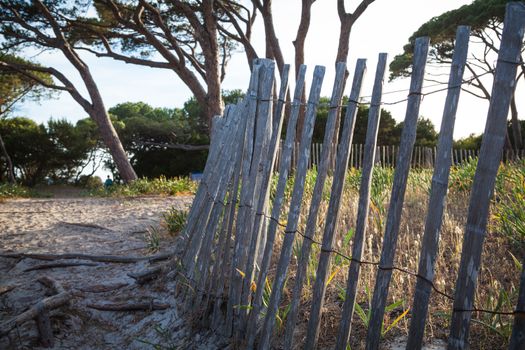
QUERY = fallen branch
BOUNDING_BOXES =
[24,262,98,272]
[0,252,173,264]
[128,265,164,284]
[0,284,18,296]
[0,278,70,338]
[59,221,113,231]
[77,282,128,293]
[86,301,170,311]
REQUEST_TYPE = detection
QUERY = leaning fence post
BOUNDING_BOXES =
[257,66,325,350]
[227,62,261,336]
[335,53,388,350]
[405,25,470,350]
[365,36,429,350]
[509,254,525,349]
[448,3,525,349]
[304,58,367,350]
[282,62,349,350]
[244,65,307,349]
[240,64,290,329]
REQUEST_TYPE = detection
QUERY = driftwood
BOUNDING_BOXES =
[59,221,113,231]
[86,301,170,311]
[0,284,18,296]
[24,262,98,272]
[128,265,166,284]
[0,277,70,339]
[0,252,173,264]
[76,282,128,293]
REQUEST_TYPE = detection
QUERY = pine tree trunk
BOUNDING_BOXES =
[90,106,137,183]
[0,132,16,184]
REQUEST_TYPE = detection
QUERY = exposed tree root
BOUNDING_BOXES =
[0,252,173,264]
[86,301,170,311]
[24,262,99,272]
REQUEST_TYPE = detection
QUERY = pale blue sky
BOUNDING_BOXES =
[17,0,511,141]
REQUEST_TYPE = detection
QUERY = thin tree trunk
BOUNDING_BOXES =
[510,94,522,149]
[333,0,375,145]
[0,132,15,184]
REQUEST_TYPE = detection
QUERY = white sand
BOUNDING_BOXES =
[0,195,228,350]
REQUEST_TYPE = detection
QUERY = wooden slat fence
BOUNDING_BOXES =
[176,3,525,350]
[284,143,525,169]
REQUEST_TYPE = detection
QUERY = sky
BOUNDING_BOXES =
[16,0,511,141]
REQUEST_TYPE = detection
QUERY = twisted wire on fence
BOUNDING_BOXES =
[253,68,496,108]
[182,177,525,318]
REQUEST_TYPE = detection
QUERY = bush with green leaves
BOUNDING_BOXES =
[88,176,197,197]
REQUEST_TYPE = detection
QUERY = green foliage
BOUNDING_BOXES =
[337,284,408,337]
[454,133,483,149]
[493,161,525,250]
[369,167,394,232]
[449,157,479,192]
[312,103,401,146]
[107,98,238,178]
[145,226,162,253]
[0,117,99,185]
[0,183,33,199]
[0,53,54,117]
[389,0,511,80]
[89,176,197,197]
[397,117,439,147]
[350,106,401,146]
[472,274,520,341]
[162,206,188,235]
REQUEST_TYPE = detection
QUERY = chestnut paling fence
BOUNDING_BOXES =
[281,142,525,170]
[176,3,525,349]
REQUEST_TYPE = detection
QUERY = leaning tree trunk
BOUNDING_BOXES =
[70,56,138,183]
[90,106,137,183]
[0,132,16,184]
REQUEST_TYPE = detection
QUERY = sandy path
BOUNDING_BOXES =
[0,195,226,350]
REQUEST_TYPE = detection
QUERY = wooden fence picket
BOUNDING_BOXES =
[257,66,325,350]
[448,3,525,349]
[244,65,307,349]
[240,64,290,331]
[406,25,470,350]
[336,53,388,350]
[281,62,349,350]
[176,5,524,348]
[365,36,430,350]
[303,59,367,350]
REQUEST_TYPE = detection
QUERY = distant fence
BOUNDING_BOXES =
[278,142,525,169]
[176,4,525,350]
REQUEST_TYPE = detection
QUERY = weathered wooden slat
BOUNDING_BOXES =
[229,60,275,338]
[509,253,525,350]
[226,63,262,332]
[182,108,233,243]
[405,26,470,350]
[303,59,367,350]
[233,59,276,333]
[240,64,290,328]
[211,109,247,332]
[257,66,325,350]
[244,65,307,349]
[365,36,429,350]
[182,105,241,263]
[282,62,349,350]
[191,118,245,310]
[182,106,241,275]
[448,4,525,349]
[335,53,388,350]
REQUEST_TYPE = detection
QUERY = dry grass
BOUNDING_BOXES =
[263,160,523,349]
